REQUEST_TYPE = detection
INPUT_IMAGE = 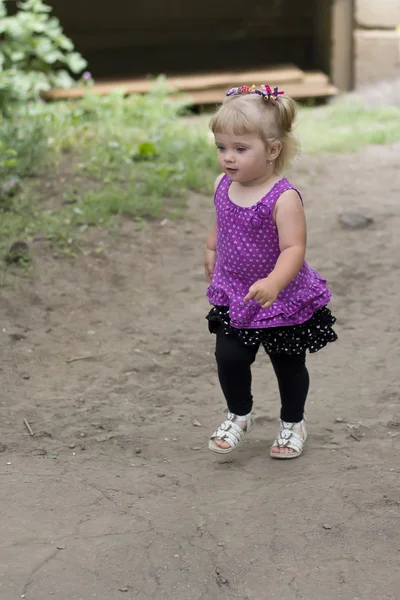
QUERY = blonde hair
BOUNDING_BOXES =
[209,91,300,173]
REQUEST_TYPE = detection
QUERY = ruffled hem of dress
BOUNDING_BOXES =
[207,275,332,328]
[206,305,338,354]
[206,283,229,307]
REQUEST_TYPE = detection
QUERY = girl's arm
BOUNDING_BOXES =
[204,175,224,281]
[269,190,307,289]
[204,223,217,281]
[244,190,306,308]
[206,222,217,251]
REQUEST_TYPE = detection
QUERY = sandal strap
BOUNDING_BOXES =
[273,421,306,453]
[210,412,251,449]
[210,420,244,447]
[275,430,303,452]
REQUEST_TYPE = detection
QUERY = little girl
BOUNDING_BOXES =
[204,84,337,459]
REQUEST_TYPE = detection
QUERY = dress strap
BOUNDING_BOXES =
[266,178,303,208]
[278,178,303,205]
[214,174,230,203]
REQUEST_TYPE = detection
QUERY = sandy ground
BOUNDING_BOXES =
[0,143,399,600]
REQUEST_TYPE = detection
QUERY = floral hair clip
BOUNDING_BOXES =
[225,84,284,105]
[226,85,256,96]
[261,85,285,105]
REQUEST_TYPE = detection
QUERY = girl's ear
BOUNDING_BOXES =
[268,141,282,161]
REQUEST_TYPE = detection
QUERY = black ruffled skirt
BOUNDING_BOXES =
[207,305,337,354]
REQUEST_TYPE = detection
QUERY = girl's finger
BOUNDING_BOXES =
[261,301,271,309]
[255,290,266,303]
[244,289,256,302]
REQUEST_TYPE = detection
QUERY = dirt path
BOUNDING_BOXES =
[1,144,399,600]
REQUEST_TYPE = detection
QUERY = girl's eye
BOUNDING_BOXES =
[216,146,225,152]
[236,147,246,153]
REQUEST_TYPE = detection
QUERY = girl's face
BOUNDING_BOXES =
[214,132,271,185]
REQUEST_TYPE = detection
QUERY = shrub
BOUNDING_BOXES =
[0,0,87,112]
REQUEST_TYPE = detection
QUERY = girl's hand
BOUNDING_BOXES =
[244,277,280,309]
[204,248,217,282]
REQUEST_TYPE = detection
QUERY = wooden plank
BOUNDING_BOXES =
[164,66,304,90]
[180,83,338,104]
[302,71,330,85]
[331,0,354,91]
[43,81,337,104]
[41,65,305,101]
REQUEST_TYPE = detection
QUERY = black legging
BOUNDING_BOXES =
[215,326,309,423]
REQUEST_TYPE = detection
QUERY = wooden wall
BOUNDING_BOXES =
[48,0,320,77]
[49,0,314,46]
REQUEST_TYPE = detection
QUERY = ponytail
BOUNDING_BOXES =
[275,95,296,133]
[272,95,299,172]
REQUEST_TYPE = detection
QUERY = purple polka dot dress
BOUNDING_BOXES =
[206,175,337,353]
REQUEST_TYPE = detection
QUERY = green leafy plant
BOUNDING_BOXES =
[0,0,87,111]
[0,106,48,180]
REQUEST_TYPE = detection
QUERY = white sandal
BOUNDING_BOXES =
[209,411,255,454]
[270,420,307,459]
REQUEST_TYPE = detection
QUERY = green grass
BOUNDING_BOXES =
[298,100,400,153]
[0,85,218,255]
[1,87,400,261]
